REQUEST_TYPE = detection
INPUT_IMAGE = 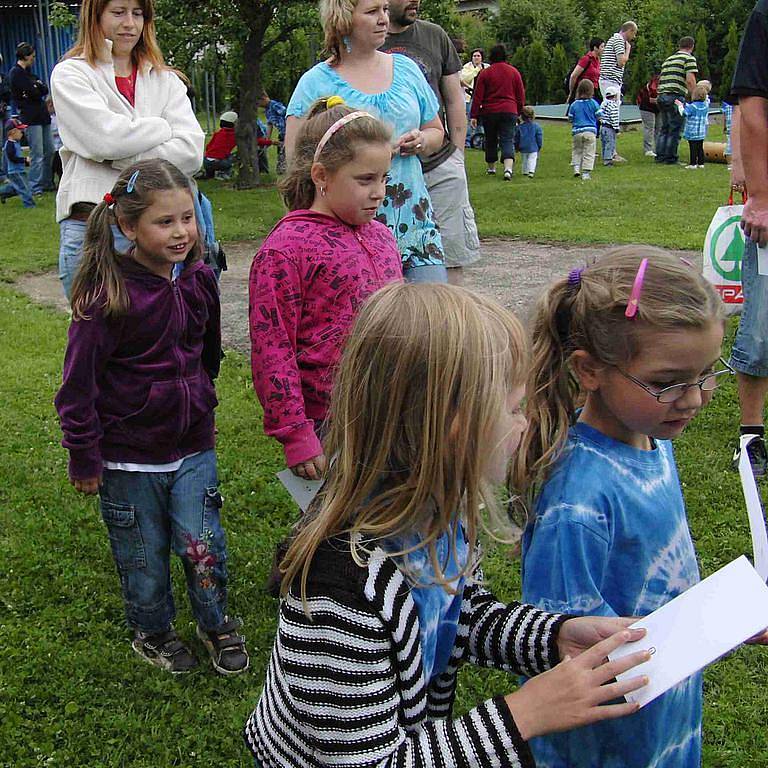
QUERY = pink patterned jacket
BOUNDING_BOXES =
[249,210,403,466]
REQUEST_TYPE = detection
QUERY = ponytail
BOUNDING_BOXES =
[70,202,129,321]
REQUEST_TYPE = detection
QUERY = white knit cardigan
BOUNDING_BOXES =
[50,40,204,222]
[244,537,567,768]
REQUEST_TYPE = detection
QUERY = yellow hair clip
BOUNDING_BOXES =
[326,95,345,108]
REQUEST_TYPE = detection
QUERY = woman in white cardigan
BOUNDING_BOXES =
[51,0,203,298]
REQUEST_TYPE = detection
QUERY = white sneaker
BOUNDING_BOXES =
[644,150,657,157]
[685,164,697,169]
[697,164,705,169]
[573,167,581,177]
[582,172,591,180]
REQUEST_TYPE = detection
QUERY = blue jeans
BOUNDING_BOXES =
[26,123,54,193]
[731,239,768,377]
[655,94,685,164]
[600,125,617,162]
[7,171,35,207]
[403,263,449,283]
[99,450,230,634]
[59,218,133,299]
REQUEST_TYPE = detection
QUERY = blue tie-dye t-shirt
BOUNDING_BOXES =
[521,421,702,768]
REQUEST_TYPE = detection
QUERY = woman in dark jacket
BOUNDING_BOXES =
[469,44,526,180]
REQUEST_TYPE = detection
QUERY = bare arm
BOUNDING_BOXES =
[284,115,303,166]
[440,72,468,151]
[731,106,744,187]
[740,96,768,244]
[686,71,697,97]
[618,41,631,67]
[569,64,585,92]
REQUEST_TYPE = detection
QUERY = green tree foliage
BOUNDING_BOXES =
[492,0,584,59]
[420,0,461,37]
[719,20,740,101]
[695,25,710,81]
[524,37,550,105]
[548,43,571,102]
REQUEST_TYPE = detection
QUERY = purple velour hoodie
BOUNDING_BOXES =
[55,257,221,480]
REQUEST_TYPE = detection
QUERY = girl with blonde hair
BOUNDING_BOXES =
[518,247,741,767]
[284,0,448,281]
[51,0,203,299]
[244,282,652,768]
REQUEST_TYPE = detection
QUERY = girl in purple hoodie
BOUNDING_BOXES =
[249,99,403,482]
[55,159,248,676]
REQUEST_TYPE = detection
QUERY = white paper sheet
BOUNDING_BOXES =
[276,469,323,513]
[737,434,768,581]
[608,556,768,708]
[757,245,768,276]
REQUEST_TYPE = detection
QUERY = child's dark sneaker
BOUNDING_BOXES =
[732,434,768,478]
[132,628,198,674]
[197,617,250,675]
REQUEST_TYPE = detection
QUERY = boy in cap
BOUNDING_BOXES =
[3,118,35,207]
[203,111,239,179]
[599,85,622,166]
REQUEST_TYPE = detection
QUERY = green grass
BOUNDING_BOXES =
[1,123,766,766]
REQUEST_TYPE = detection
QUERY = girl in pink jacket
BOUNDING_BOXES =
[249,99,402,480]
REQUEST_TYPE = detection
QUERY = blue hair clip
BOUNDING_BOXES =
[126,170,140,194]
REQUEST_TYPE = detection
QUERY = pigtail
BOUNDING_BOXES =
[70,201,129,321]
[512,278,580,498]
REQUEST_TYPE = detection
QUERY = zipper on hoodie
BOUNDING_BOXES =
[354,229,381,282]
[172,278,191,434]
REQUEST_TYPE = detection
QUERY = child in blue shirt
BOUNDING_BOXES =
[566,80,602,180]
[3,118,35,208]
[515,105,543,177]
[682,83,710,168]
[517,247,732,768]
[259,91,287,173]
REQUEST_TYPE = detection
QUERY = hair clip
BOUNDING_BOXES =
[126,170,140,194]
[103,192,116,206]
[326,95,345,108]
[679,256,694,268]
[567,266,584,291]
[625,257,649,319]
[313,110,373,163]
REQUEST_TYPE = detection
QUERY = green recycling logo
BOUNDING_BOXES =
[709,216,744,281]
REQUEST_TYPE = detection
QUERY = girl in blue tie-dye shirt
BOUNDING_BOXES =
[517,246,730,768]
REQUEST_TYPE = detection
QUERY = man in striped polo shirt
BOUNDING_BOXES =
[599,21,637,162]
[655,37,698,164]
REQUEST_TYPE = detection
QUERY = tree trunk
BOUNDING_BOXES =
[236,20,268,188]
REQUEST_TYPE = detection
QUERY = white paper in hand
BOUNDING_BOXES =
[608,556,768,708]
[276,469,323,513]
[737,434,768,581]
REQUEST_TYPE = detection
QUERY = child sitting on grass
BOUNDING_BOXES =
[567,79,602,180]
[515,105,543,177]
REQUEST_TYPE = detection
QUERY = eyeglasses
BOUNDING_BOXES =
[614,358,735,403]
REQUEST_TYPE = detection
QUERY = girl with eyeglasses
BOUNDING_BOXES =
[513,246,730,768]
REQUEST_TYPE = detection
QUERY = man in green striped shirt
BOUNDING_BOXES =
[655,37,698,164]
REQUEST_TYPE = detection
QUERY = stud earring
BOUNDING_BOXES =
[342,35,352,54]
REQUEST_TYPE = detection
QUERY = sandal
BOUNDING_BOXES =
[197,617,250,675]
[132,628,198,674]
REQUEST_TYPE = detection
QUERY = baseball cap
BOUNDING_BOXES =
[220,110,238,124]
[604,84,621,98]
[5,117,28,131]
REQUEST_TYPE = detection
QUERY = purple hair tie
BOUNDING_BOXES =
[568,267,584,290]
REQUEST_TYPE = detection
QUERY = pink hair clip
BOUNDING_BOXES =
[625,257,648,319]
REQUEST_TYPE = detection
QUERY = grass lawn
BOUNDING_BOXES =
[1,122,766,766]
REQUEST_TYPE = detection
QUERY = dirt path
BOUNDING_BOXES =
[15,239,702,352]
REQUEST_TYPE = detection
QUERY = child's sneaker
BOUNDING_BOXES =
[197,617,250,675]
[732,434,768,478]
[486,167,496,175]
[613,154,627,163]
[603,160,613,166]
[582,172,591,180]
[132,628,198,674]
[503,169,513,181]
[573,167,581,177]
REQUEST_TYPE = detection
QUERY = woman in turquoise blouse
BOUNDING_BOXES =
[285,0,448,281]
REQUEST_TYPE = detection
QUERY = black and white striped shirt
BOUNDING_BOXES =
[244,536,567,767]
[600,33,627,84]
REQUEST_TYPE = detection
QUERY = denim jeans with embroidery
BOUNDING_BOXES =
[99,449,229,634]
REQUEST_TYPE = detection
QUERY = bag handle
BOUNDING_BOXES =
[729,187,748,205]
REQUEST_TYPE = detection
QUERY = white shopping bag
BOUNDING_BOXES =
[702,193,746,304]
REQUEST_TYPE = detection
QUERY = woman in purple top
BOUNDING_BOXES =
[55,159,249,678]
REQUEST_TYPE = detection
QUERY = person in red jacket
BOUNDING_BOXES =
[203,110,238,178]
[470,43,526,180]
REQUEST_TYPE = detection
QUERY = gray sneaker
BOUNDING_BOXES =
[732,434,768,478]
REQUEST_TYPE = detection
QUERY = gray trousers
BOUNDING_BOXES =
[640,110,661,154]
